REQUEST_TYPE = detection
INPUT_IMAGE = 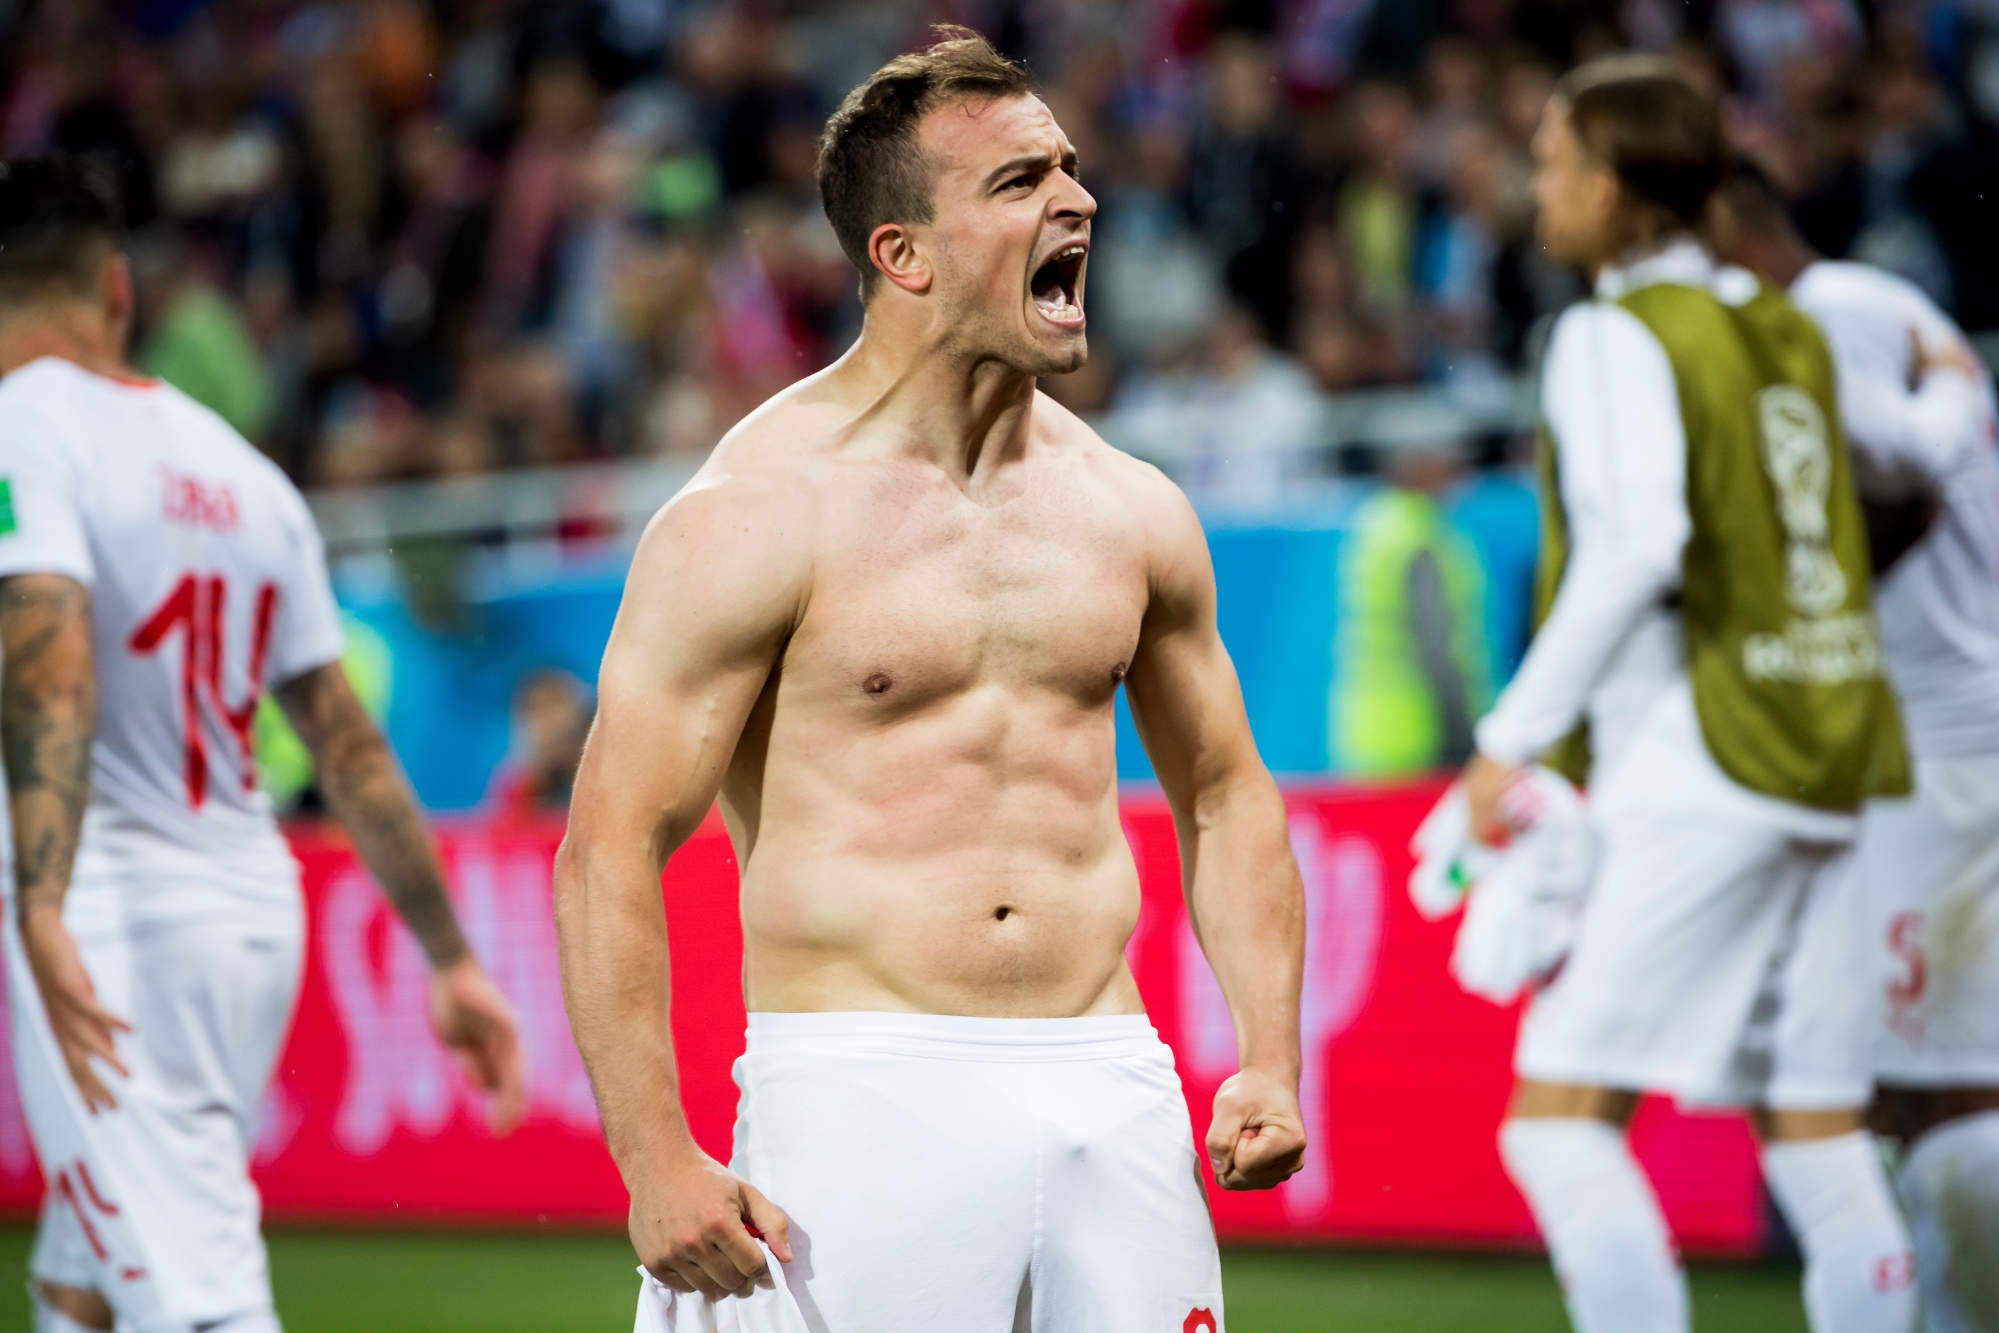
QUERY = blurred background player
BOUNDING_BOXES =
[487,667,593,815]
[1727,163,1999,1333]
[1462,61,1916,1333]
[0,156,525,1333]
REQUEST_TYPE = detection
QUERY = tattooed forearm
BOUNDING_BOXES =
[0,574,95,917]
[274,663,469,967]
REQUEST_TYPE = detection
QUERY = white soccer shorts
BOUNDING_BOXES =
[637,1013,1227,1333]
[5,900,303,1331]
[1865,753,1999,1087]
[1514,687,1873,1111]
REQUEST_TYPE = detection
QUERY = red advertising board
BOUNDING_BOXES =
[0,783,1767,1252]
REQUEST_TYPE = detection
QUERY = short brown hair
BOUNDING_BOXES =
[816,26,1035,297]
[0,155,122,310]
[1559,56,1727,253]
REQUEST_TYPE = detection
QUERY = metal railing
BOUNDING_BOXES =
[307,379,1540,558]
[309,456,703,558]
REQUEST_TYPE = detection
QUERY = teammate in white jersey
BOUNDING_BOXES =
[1728,164,1999,1333]
[1463,62,1916,1333]
[0,157,526,1333]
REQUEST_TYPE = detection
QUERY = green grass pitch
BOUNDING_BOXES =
[0,1224,1809,1331]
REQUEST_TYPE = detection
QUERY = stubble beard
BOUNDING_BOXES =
[936,280,1087,379]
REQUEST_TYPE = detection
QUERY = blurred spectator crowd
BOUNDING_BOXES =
[3,0,1996,489]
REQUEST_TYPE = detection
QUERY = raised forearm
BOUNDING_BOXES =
[1181,770,1304,1084]
[0,575,95,919]
[276,666,467,966]
[553,838,692,1171]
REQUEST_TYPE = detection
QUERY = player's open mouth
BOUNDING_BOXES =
[1031,243,1087,328]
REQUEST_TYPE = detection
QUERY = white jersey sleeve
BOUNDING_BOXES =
[1790,260,1999,761]
[0,398,94,586]
[1791,262,1989,487]
[1475,302,1690,766]
[265,485,345,686]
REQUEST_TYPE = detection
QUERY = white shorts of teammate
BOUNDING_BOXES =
[5,895,303,1332]
[1865,754,1999,1086]
[1515,685,1872,1109]
[637,1013,1226,1333]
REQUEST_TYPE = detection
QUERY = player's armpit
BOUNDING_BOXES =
[0,573,94,915]
[272,661,470,967]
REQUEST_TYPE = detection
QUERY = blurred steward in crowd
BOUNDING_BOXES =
[1333,440,1492,777]
[0,0,1991,493]
[488,666,592,812]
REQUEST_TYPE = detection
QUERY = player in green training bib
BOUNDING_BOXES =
[1460,60,1917,1333]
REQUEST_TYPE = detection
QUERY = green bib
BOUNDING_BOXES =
[1536,280,1909,808]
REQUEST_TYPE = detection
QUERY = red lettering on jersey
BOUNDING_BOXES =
[53,1169,109,1261]
[1184,1309,1219,1333]
[159,467,240,532]
[207,577,279,790]
[129,575,207,805]
[1887,911,1927,1044]
[129,574,281,807]
[1874,1253,1916,1292]
[76,1160,120,1215]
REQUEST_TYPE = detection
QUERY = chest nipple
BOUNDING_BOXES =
[1110,661,1129,684]
[862,672,893,696]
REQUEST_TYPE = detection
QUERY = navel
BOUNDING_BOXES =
[994,906,1012,921]
[862,672,893,695]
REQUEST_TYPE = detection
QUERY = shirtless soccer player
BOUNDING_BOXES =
[555,31,1306,1332]
[0,157,526,1333]
[1461,63,1916,1333]
[1727,164,1999,1333]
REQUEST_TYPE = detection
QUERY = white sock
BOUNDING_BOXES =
[1762,1132,1917,1333]
[1897,1110,1999,1333]
[1500,1118,1689,1333]
[30,1291,107,1333]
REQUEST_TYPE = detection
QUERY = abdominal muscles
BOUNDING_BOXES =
[731,685,1143,1016]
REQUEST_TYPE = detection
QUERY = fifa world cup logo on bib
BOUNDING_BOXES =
[1756,385,1846,617]
[1739,384,1884,684]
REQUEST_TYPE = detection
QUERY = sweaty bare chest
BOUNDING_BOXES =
[795,482,1147,710]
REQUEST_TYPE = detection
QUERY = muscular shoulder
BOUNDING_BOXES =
[1032,390,1211,604]
[622,401,827,658]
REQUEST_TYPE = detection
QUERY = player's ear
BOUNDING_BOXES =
[1591,169,1623,239]
[867,221,931,297]
[101,251,135,333]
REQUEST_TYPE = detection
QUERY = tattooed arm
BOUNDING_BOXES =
[273,661,468,965]
[274,661,527,1131]
[1,573,130,1111]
